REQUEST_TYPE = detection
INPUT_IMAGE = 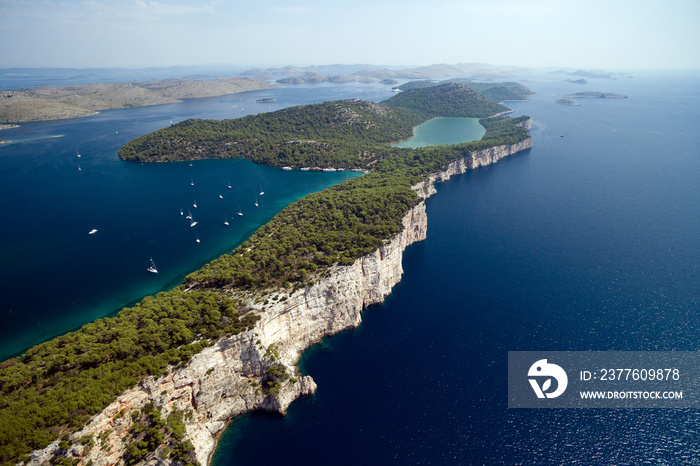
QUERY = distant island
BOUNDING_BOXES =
[554,99,580,106]
[393,79,535,102]
[0,77,275,123]
[566,78,588,84]
[242,62,527,82]
[563,91,628,99]
[275,72,397,85]
[1,83,532,465]
[255,98,276,103]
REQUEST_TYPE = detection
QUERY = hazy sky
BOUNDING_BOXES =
[1,0,698,70]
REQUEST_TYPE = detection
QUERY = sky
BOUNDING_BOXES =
[1,0,699,71]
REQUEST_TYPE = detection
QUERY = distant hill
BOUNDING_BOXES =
[242,62,527,81]
[396,79,535,102]
[0,77,275,123]
[383,82,509,118]
[241,64,382,76]
[394,80,436,91]
[276,72,376,84]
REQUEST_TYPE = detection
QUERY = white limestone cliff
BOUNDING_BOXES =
[26,135,531,466]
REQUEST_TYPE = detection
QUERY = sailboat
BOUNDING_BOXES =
[77,163,81,171]
[186,210,192,220]
[259,184,264,195]
[180,208,183,216]
[224,214,229,226]
[190,216,198,227]
[195,233,200,243]
[227,180,232,189]
[219,194,223,199]
[147,257,158,274]
[237,205,243,216]
[76,151,81,158]
[190,178,194,186]
[193,198,197,208]
[254,197,259,207]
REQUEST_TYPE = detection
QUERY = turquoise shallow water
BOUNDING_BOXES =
[392,117,485,148]
[213,74,700,465]
[0,82,394,361]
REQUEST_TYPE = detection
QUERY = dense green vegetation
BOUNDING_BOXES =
[118,100,425,167]
[122,405,198,465]
[393,80,436,91]
[117,82,514,167]
[185,171,421,292]
[383,83,508,118]
[398,79,536,102]
[0,83,531,465]
[0,291,257,465]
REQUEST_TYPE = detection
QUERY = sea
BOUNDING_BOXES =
[0,81,390,361]
[211,73,700,465]
[2,70,700,465]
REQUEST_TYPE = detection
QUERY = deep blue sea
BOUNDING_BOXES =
[0,81,395,361]
[2,71,699,465]
[211,74,700,465]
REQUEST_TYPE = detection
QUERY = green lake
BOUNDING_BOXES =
[392,117,486,148]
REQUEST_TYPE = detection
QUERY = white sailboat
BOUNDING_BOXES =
[227,180,232,189]
[237,204,243,216]
[88,229,98,235]
[254,197,258,207]
[224,214,229,226]
[147,257,158,274]
[259,184,264,195]
[180,208,183,216]
[190,178,195,186]
[77,151,81,158]
[195,233,200,243]
[193,198,197,208]
[190,217,198,227]
[219,194,223,199]
[77,163,81,171]
[186,210,192,220]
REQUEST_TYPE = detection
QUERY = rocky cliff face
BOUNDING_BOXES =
[26,137,530,466]
[427,137,532,184]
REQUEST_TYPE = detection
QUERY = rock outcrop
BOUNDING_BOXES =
[26,136,531,466]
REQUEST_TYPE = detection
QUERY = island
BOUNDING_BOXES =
[242,62,526,82]
[255,98,276,103]
[392,79,535,102]
[0,77,276,123]
[554,98,580,106]
[0,83,532,466]
[563,91,628,99]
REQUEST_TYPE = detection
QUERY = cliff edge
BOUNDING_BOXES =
[26,132,531,466]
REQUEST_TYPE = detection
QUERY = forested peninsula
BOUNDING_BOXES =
[0,83,531,466]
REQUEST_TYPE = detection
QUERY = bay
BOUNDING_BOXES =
[0,81,396,361]
[213,74,700,465]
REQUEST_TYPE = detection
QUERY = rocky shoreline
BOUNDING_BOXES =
[26,134,531,466]
[0,77,276,123]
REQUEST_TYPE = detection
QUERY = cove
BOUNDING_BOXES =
[392,117,486,148]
